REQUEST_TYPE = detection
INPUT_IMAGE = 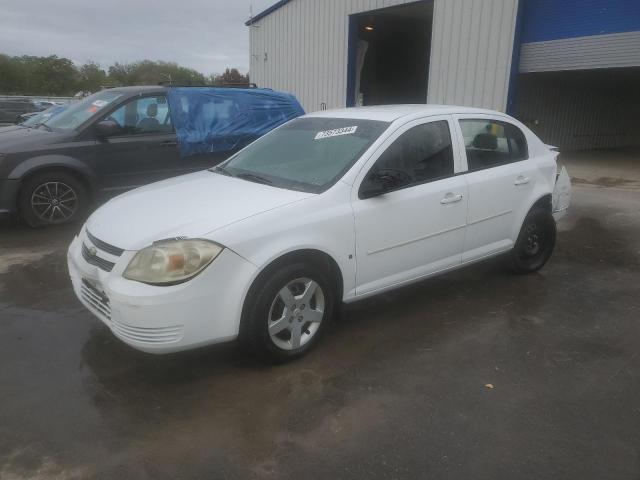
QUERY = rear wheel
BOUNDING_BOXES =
[19,171,88,227]
[510,208,556,274]
[240,263,334,362]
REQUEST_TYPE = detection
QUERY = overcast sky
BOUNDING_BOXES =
[0,0,275,75]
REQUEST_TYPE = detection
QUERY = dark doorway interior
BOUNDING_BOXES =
[515,67,640,151]
[352,2,433,106]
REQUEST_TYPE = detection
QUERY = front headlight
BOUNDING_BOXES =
[123,239,223,285]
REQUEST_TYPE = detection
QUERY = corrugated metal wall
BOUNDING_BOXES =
[427,0,518,111]
[515,69,640,150]
[248,0,518,113]
[517,0,640,73]
[520,31,640,72]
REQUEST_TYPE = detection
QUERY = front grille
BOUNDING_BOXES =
[81,279,111,320]
[111,320,183,345]
[86,230,124,257]
[82,243,115,272]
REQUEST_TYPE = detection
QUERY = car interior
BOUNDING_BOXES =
[463,120,528,171]
[107,96,172,135]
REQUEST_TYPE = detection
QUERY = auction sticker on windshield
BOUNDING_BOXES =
[314,126,358,140]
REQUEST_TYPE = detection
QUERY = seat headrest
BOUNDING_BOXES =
[147,103,158,117]
[472,133,497,150]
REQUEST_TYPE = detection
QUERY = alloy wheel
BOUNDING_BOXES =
[267,277,325,350]
[30,181,78,223]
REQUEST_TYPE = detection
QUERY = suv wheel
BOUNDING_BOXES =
[240,263,334,362]
[19,171,88,227]
[510,208,556,274]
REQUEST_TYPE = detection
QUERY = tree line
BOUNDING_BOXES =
[0,54,250,96]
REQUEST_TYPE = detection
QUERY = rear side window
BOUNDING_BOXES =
[460,119,528,171]
[366,120,454,190]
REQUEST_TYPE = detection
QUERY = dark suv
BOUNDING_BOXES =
[0,86,303,226]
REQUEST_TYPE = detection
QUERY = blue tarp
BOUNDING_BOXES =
[167,87,304,158]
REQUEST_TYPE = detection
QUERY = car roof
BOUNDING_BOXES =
[305,104,507,122]
[107,85,167,95]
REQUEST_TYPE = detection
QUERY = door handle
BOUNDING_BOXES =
[515,175,530,185]
[161,140,178,147]
[440,192,464,204]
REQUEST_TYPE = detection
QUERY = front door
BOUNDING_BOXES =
[90,95,180,198]
[352,116,468,296]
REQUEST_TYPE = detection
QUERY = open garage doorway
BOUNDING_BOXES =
[515,67,640,152]
[347,1,433,107]
[515,67,640,185]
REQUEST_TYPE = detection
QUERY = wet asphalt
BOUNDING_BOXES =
[1,183,639,479]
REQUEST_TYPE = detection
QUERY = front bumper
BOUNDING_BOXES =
[67,230,258,354]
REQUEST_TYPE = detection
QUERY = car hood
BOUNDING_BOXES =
[0,126,71,152]
[86,170,313,251]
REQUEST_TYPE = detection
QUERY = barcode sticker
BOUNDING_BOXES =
[314,126,358,140]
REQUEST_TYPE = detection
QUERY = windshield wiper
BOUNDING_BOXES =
[36,123,52,132]
[211,166,273,186]
[234,172,273,186]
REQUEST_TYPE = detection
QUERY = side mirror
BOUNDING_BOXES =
[95,120,119,138]
[359,168,411,199]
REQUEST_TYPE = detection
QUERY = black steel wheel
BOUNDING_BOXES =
[510,208,556,274]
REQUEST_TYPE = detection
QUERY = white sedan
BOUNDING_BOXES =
[67,105,571,361]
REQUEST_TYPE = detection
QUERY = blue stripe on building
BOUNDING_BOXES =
[521,0,640,43]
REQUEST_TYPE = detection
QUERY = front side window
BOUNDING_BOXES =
[215,117,390,193]
[460,119,528,171]
[360,120,454,195]
[105,96,172,135]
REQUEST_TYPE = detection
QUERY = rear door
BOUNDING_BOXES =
[352,116,468,295]
[173,94,247,173]
[90,94,181,196]
[453,115,535,262]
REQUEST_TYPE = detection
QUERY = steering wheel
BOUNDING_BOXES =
[105,115,122,128]
[376,167,414,186]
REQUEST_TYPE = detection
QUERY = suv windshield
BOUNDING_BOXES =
[44,90,123,130]
[215,117,389,193]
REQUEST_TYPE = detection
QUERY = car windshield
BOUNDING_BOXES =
[44,90,123,130]
[214,117,390,193]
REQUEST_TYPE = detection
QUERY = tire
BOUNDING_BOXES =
[239,262,335,362]
[510,208,556,274]
[19,171,88,227]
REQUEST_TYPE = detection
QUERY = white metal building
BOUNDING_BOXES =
[247,0,640,150]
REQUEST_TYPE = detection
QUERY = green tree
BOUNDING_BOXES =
[0,54,250,95]
[107,60,207,86]
[78,61,107,92]
[212,68,250,85]
[32,55,78,95]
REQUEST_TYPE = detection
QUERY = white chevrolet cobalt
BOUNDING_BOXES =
[68,105,571,360]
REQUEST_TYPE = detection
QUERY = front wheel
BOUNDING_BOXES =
[19,171,88,227]
[240,263,334,362]
[510,208,556,274]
